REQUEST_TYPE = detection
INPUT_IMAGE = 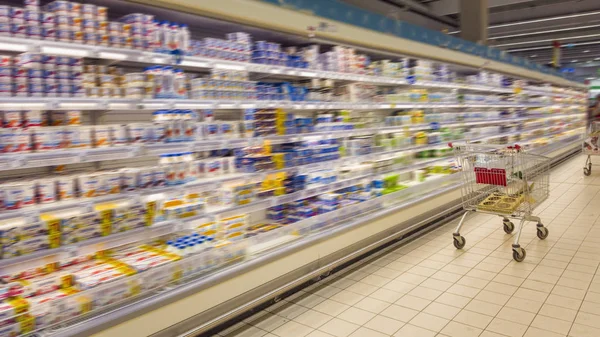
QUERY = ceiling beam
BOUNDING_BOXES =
[430,0,535,16]
[381,0,458,26]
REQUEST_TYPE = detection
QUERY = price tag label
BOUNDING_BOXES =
[64,244,79,258]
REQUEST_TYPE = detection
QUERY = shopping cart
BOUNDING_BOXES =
[583,121,600,176]
[449,143,550,262]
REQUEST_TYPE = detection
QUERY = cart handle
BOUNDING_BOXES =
[448,142,521,151]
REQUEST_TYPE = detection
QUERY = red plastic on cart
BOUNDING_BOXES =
[474,167,507,186]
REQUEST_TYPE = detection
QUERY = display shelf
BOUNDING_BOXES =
[0,220,178,276]
[0,36,579,99]
[0,97,568,111]
[0,127,581,277]
[0,113,582,171]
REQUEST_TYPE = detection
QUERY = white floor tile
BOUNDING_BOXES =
[422,302,461,320]
[240,157,600,337]
[294,310,334,329]
[337,307,375,326]
[440,321,482,337]
[318,318,360,337]
[453,309,493,329]
[409,312,449,333]
[380,304,419,322]
[486,317,529,337]
[393,324,437,337]
[347,327,388,337]
[364,314,405,335]
[530,315,572,335]
[496,306,536,325]
[272,321,314,337]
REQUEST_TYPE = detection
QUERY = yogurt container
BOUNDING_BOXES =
[36,179,56,204]
[110,124,128,146]
[11,23,26,37]
[2,182,27,210]
[56,175,75,200]
[79,173,99,198]
[32,126,61,151]
[46,1,69,16]
[96,7,107,21]
[22,110,41,128]
[139,167,154,188]
[81,4,96,19]
[93,125,110,147]
[41,12,55,26]
[127,123,148,143]
[120,168,139,191]
[2,110,21,128]
[153,166,166,186]
[63,126,91,149]
[104,171,121,194]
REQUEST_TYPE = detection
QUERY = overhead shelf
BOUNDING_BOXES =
[0,35,583,100]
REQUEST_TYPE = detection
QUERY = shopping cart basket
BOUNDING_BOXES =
[583,121,600,176]
[449,143,550,262]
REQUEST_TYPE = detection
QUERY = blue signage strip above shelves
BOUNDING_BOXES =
[258,0,569,80]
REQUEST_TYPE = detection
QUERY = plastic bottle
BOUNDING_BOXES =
[160,21,171,50]
[162,66,174,98]
[176,244,187,257]
[186,242,195,256]
[173,69,186,99]
[206,237,214,248]
[194,239,204,254]
[165,240,177,254]
[148,20,161,51]
[178,24,190,53]
[169,23,179,50]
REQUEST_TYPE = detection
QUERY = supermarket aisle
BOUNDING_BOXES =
[216,154,600,337]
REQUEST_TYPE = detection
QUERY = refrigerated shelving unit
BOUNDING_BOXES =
[0,1,588,337]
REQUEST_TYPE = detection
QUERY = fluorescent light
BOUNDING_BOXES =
[508,40,600,52]
[584,50,591,53]
[571,60,578,62]
[42,46,89,57]
[450,11,600,35]
[491,11,600,29]
[0,42,28,52]
[179,60,210,68]
[508,46,552,52]
[595,57,600,60]
[60,103,100,109]
[490,24,600,40]
[152,57,168,64]
[98,52,128,60]
[495,33,600,47]
[0,102,45,109]
[214,63,246,71]
[587,77,596,80]
[530,55,537,57]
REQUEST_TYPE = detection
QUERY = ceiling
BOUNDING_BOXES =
[344,0,600,81]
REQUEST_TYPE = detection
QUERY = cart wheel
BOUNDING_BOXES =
[537,226,549,240]
[512,248,526,262]
[585,166,592,176]
[503,221,515,234]
[453,235,466,249]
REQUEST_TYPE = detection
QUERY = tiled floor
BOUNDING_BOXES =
[215,155,600,337]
